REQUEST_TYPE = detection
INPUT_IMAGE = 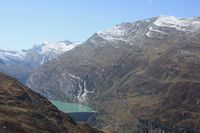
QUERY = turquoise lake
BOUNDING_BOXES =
[50,100,93,113]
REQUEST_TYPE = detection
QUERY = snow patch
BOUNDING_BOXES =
[0,49,26,61]
[145,31,152,37]
[39,41,78,55]
[0,40,80,66]
[68,74,81,80]
[77,81,89,102]
[68,74,90,102]
[40,56,45,65]
[96,23,131,41]
[154,16,200,32]
[146,26,168,37]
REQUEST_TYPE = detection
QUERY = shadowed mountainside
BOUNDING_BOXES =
[0,73,108,133]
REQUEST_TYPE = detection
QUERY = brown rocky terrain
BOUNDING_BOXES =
[0,73,107,133]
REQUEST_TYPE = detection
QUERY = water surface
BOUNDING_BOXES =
[50,100,93,113]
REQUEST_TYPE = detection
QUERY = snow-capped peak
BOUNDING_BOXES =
[153,15,200,32]
[32,41,79,55]
[96,22,133,41]
[41,41,72,54]
[24,40,80,66]
[0,40,80,66]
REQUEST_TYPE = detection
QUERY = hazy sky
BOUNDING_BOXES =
[0,0,200,50]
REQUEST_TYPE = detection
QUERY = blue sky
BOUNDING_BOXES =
[0,0,200,50]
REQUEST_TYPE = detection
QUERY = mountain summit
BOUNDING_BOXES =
[24,40,79,68]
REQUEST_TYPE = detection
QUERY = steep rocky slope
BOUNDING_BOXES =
[0,73,107,133]
[27,16,200,133]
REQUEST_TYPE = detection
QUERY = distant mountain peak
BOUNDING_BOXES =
[0,48,26,62]
[63,39,73,44]
[0,39,80,67]
[33,41,77,55]
[42,40,71,45]
[0,39,80,84]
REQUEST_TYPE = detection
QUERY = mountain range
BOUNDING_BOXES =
[1,16,200,133]
[26,16,200,133]
[0,40,79,83]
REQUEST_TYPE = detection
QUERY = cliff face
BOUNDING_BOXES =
[0,73,105,133]
[27,16,200,133]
